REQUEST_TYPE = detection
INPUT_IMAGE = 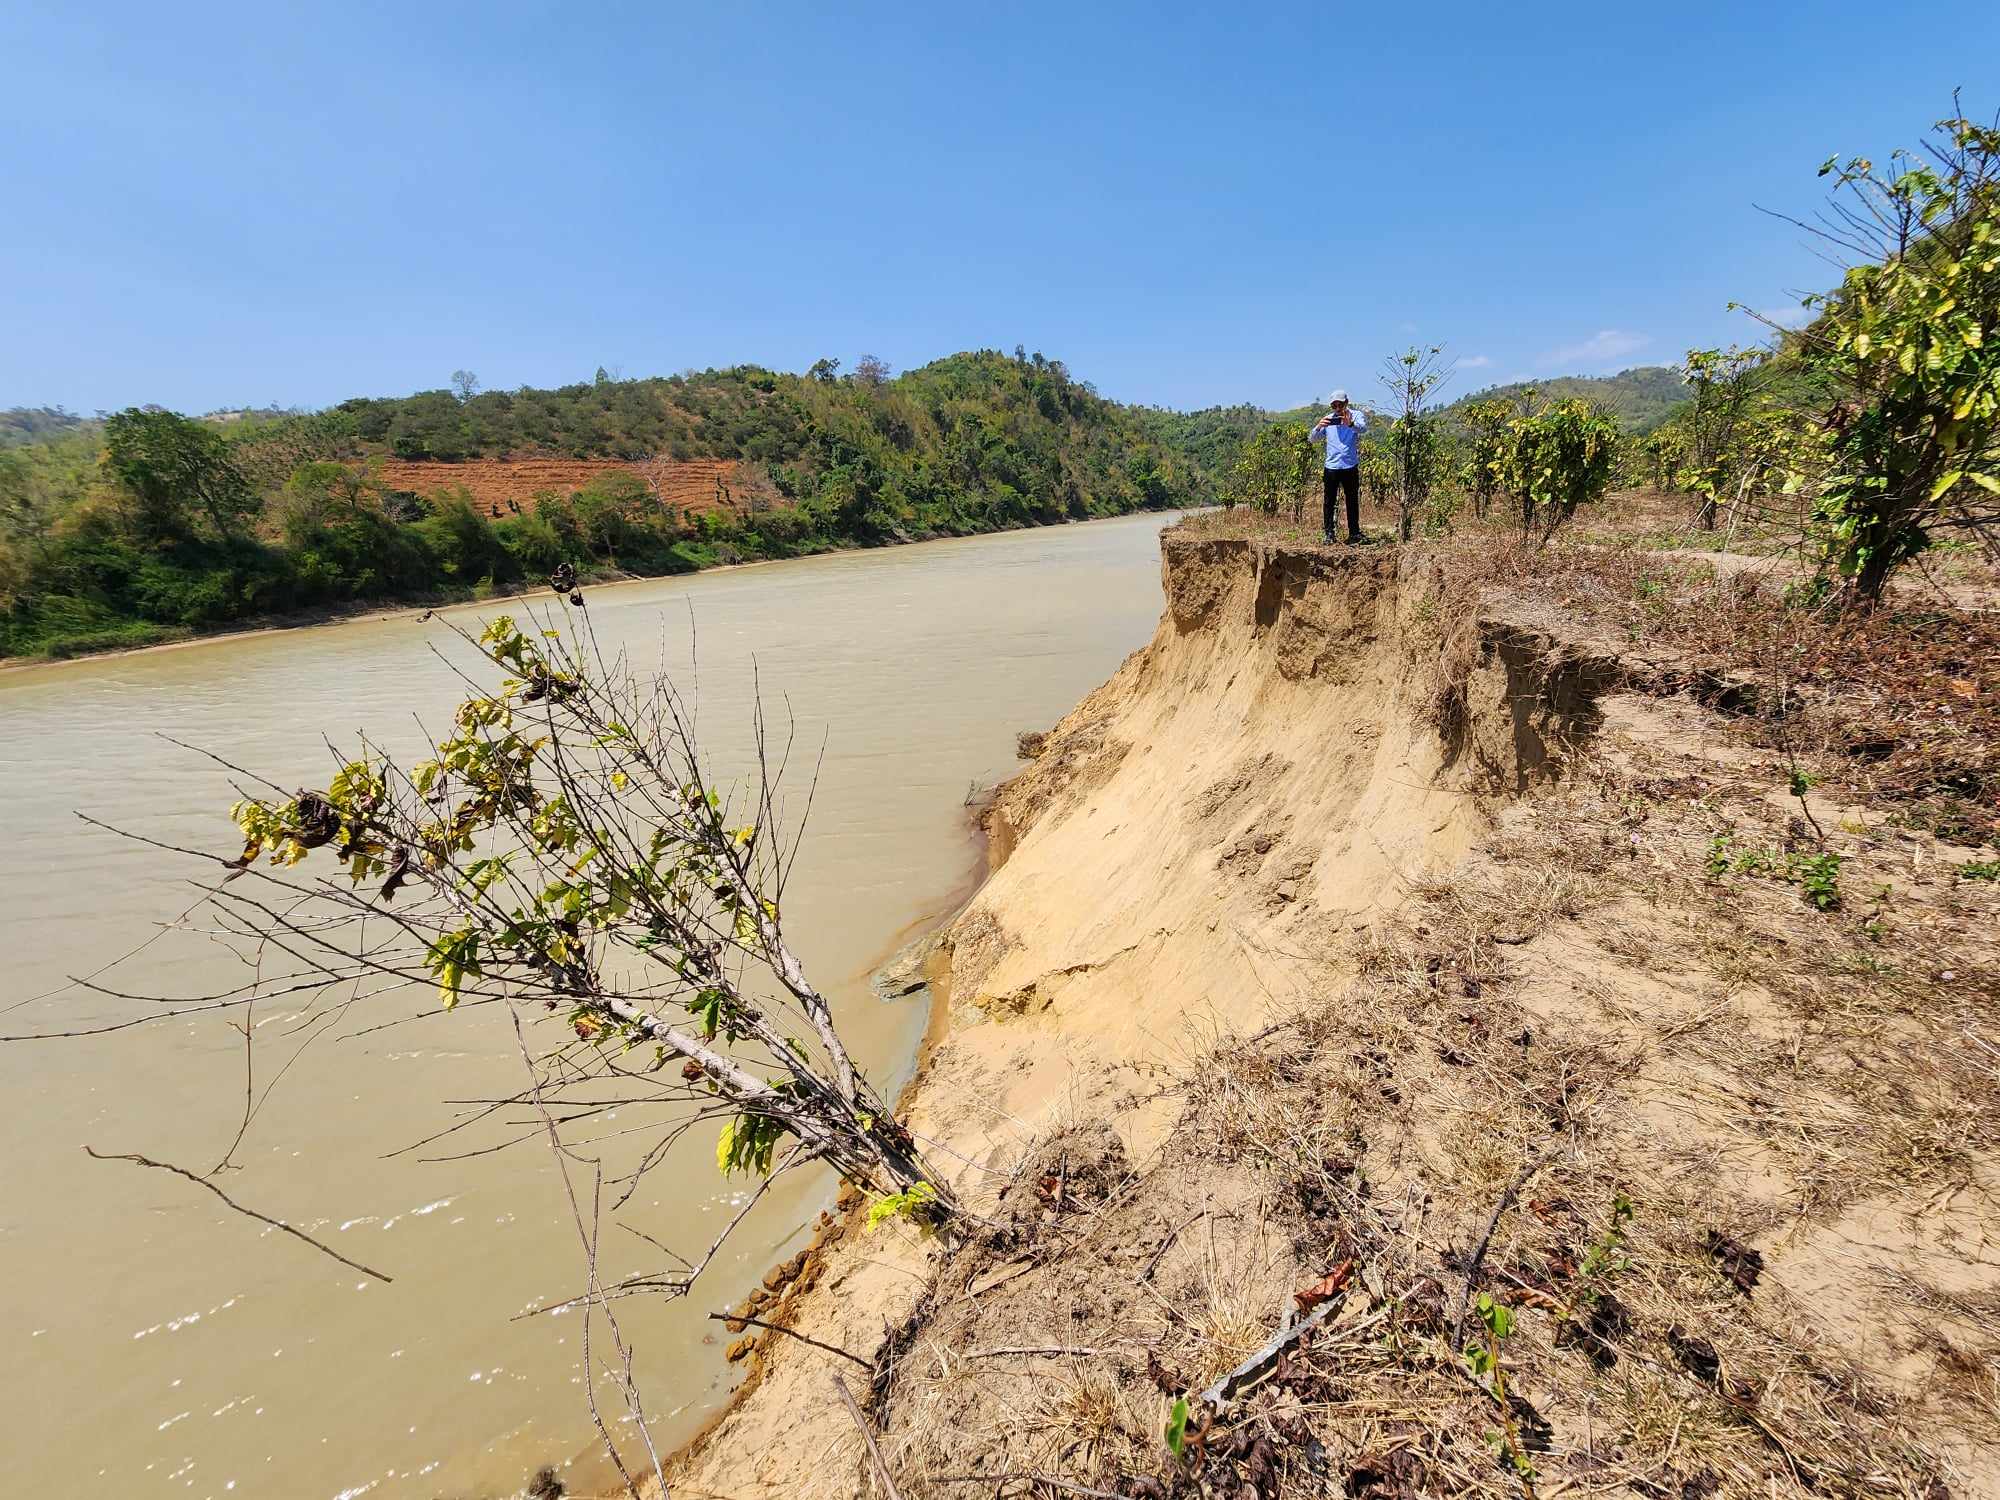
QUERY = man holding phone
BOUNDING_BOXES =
[1308,390,1369,544]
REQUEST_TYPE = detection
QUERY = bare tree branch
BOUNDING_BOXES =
[83,1146,395,1283]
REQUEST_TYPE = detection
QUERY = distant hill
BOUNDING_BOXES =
[1446,365,1687,432]
[1,406,94,448]
[1130,404,1274,493]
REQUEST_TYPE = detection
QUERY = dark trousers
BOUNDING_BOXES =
[1322,466,1359,540]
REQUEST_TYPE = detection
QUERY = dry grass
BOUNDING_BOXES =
[1376,527,2000,844]
[855,695,1998,1499]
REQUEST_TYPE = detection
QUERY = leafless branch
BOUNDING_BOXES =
[83,1146,395,1282]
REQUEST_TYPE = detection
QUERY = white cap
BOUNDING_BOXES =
[1328,389,1350,404]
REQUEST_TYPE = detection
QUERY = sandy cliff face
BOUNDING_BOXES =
[941,537,1567,1141]
[661,533,1618,1497]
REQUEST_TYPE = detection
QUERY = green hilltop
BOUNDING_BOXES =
[1446,365,1688,432]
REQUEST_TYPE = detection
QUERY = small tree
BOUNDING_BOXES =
[274,460,383,544]
[103,407,259,542]
[1679,347,1765,528]
[1506,398,1620,544]
[1227,421,1317,520]
[852,354,893,389]
[1641,425,1688,493]
[210,611,951,1236]
[1360,449,1399,514]
[1766,104,2000,598]
[1458,398,1515,519]
[451,369,481,403]
[1379,347,1453,541]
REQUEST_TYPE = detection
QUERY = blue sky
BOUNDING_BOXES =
[2,2,1994,416]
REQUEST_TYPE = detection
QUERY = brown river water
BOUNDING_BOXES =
[1,511,1174,1499]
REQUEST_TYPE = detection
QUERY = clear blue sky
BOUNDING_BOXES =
[3,2,1993,416]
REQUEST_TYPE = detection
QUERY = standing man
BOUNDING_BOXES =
[1308,390,1369,544]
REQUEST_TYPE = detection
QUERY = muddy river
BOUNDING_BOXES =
[1,511,1173,1499]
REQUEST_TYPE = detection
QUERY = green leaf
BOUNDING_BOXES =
[1165,1396,1190,1458]
[864,1181,939,1233]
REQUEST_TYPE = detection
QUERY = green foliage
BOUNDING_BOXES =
[1957,859,2000,881]
[218,610,953,1281]
[1704,835,1843,908]
[0,405,94,449]
[1463,1292,1536,1487]
[1134,404,1273,495]
[1380,346,1453,541]
[1678,346,1766,526]
[1794,851,1844,910]
[716,1113,786,1177]
[1359,449,1398,511]
[864,1180,941,1233]
[1458,398,1515,518]
[1640,426,1687,491]
[1462,1291,1515,1378]
[1454,366,1689,434]
[1795,112,2000,599]
[1575,1191,1634,1289]
[1164,1396,1191,1459]
[104,407,259,541]
[1,350,1209,659]
[1506,398,1621,542]
[1226,420,1317,518]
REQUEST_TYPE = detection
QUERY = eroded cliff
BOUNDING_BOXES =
[660,530,1999,1500]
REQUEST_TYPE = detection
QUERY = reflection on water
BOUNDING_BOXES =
[0,513,1171,1499]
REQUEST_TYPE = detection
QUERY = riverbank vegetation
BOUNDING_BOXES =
[0,350,1214,660]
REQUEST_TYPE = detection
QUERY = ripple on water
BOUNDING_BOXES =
[132,1295,241,1340]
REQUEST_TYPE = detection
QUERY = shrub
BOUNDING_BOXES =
[413,490,517,586]
[1507,399,1621,543]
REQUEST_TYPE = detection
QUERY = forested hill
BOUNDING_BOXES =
[0,351,1202,659]
[1194,366,1688,435]
[1,406,94,448]
[1448,365,1686,432]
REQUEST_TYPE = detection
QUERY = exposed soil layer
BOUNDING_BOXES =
[373,456,784,518]
[654,532,2000,1500]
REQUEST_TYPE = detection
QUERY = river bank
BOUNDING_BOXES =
[655,526,2000,1498]
[0,509,1186,673]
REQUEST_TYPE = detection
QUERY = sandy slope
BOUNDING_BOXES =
[656,530,1999,1499]
[657,534,1605,1497]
